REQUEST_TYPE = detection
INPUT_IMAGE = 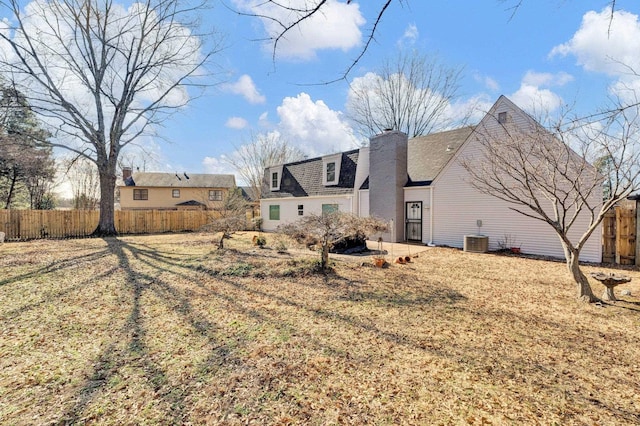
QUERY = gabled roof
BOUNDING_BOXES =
[240,186,259,202]
[406,126,474,186]
[175,200,206,207]
[262,149,359,198]
[122,172,236,188]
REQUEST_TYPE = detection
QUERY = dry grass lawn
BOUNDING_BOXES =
[1,232,639,425]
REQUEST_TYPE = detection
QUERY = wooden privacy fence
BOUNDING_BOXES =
[601,204,637,265]
[0,210,219,241]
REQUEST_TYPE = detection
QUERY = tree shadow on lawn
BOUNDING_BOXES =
[196,269,640,423]
[3,265,120,320]
[58,237,208,424]
[56,237,471,421]
[53,237,639,424]
[0,246,112,288]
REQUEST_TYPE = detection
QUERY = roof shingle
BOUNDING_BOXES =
[124,173,236,188]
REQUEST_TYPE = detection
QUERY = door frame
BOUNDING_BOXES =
[405,201,422,241]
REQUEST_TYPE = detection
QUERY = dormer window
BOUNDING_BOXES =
[322,154,341,186]
[326,162,336,183]
[269,165,284,191]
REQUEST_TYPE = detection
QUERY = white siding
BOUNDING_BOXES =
[431,98,602,262]
[260,195,354,232]
[403,187,431,244]
[359,190,369,217]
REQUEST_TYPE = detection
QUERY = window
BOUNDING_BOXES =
[322,154,341,186]
[326,162,336,183]
[209,190,222,201]
[269,205,280,220]
[133,189,148,200]
[322,204,338,215]
[498,111,507,124]
[298,204,304,216]
[172,189,180,198]
[269,166,284,190]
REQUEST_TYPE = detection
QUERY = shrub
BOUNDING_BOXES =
[254,235,266,248]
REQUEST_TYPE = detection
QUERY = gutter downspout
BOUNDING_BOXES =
[428,186,435,246]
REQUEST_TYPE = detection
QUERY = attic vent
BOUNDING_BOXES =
[498,112,507,124]
[463,235,488,253]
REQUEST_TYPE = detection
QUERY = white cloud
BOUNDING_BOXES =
[522,71,573,87]
[510,85,564,114]
[202,92,360,180]
[258,111,270,127]
[446,95,494,125]
[509,71,573,113]
[550,8,640,102]
[276,92,360,156]
[222,74,266,104]
[226,116,248,129]
[550,8,640,75]
[473,73,500,92]
[233,0,365,60]
[202,155,237,176]
[403,24,419,41]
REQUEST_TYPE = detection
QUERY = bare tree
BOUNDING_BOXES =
[463,100,640,302]
[279,211,388,270]
[205,187,250,249]
[64,157,100,210]
[347,51,463,138]
[0,0,220,235]
[225,132,304,200]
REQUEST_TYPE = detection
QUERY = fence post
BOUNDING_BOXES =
[636,199,640,266]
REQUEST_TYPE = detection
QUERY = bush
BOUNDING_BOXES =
[330,231,367,254]
[254,235,266,247]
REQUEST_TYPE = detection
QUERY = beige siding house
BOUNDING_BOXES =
[118,169,236,211]
[260,96,603,262]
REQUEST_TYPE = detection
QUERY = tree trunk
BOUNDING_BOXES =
[91,168,117,236]
[4,172,17,209]
[321,243,329,270]
[218,234,225,249]
[566,249,598,303]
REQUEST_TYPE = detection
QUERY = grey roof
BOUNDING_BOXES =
[240,186,259,202]
[175,200,206,206]
[406,126,474,185]
[261,126,474,198]
[262,150,360,198]
[124,172,236,188]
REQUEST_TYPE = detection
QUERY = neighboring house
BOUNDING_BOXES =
[239,186,261,218]
[117,169,236,211]
[260,96,603,262]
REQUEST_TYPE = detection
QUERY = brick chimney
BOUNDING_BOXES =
[122,167,133,180]
[368,130,408,242]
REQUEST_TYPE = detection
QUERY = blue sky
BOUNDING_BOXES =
[43,0,640,185]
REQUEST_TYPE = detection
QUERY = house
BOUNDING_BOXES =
[260,96,603,262]
[117,168,236,211]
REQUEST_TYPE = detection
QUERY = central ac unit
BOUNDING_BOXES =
[464,235,489,253]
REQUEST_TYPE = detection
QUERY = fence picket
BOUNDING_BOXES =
[0,210,220,241]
